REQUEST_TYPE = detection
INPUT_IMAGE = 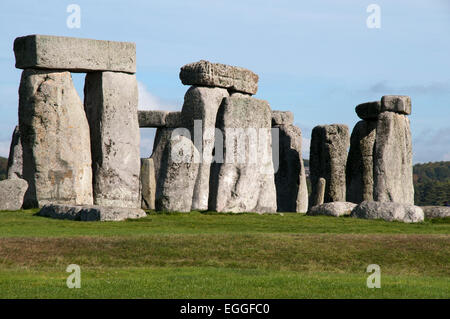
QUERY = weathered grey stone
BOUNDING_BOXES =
[19,69,93,208]
[373,112,414,205]
[180,60,258,95]
[181,86,229,210]
[307,201,357,217]
[138,111,183,128]
[84,71,140,208]
[381,95,411,115]
[14,35,136,73]
[351,201,424,223]
[151,127,173,186]
[421,206,450,219]
[37,204,146,221]
[311,177,326,207]
[141,158,156,210]
[165,112,183,127]
[309,124,350,205]
[355,101,381,120]
[7,126,23,179]
[346,120,377,203]
[138,110,167,127]
[274,124,308,212]
[209,95,277,213]
[155,132,200,212]
[0,179,28,211]
[272,111,294,126]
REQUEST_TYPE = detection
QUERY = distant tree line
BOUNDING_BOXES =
[0,157,7,180]
[413,161,450,206]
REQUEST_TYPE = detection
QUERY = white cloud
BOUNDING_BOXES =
[413,127,450,163]
[302,137,311,160]
[0,140,10,158]
[138,81,180,111]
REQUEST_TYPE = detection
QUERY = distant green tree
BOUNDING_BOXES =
[0,156,7,180]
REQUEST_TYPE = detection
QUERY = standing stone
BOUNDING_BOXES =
[181,86,229,210]
[309,124,349,206]
[19,69,93,208]
[346,120,377,203]
[209,95,277,213]
[84,71,140,208]
[141,158,156,210]
[311,177,326,207]
[373,111,414,204]
[155,132,200,212]
[274,124,308,212]
[180,60,259,95]
[0,179,28,211]
[7,126,23,179]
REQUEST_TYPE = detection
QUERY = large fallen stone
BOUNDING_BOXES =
[373,112,414,204]
[14,35,136,73]
[37,204,146,221]
[155,132,200,212]
[309,124,350,205]
[179,60,258,95]
[272,111,293,126]
[421,206,450,219]
[274,124,308,212]
[307,201,357,217]
[355,101,381,120]
[351,201,424,223]
[0,179,28,211]
[19,69,93,208]
[381,95,411,115]
[84,71,140,208]
[7,126,23,179]
[140,158,156,210]
[346,120,377,203]
[138,111,183,128]
[181,86,229,210]
[209,95,277,213]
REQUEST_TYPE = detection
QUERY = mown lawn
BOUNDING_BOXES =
[0,210,449,298]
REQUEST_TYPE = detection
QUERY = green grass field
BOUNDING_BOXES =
[0,210,449,298]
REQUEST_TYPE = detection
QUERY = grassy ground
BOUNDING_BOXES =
[0,210,449,298]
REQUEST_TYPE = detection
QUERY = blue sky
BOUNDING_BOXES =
[0,0,449,162]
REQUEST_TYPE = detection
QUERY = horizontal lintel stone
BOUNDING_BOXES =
[179,60,259,95]
[14,35,136,73]
[138,110,182,128]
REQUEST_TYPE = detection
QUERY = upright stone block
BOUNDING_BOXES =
[181,86,229,210]
[180,60,259,95]
[7,126,23,179]
[156,132,200,212]
[209,95,277,213]
[84,71,140,208]
[274,124,308,212]
[19,69,93,208]
[373,112,414,204]
[346,120,377,203]
[140,158,156,210]
[309,124,349,205]
[14,35,136,73]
